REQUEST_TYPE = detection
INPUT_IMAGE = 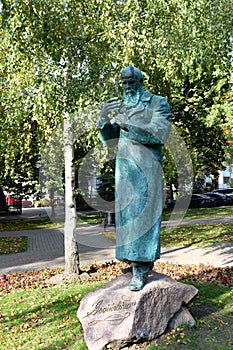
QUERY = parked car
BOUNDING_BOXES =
[189,194,215,208]
[206,192,232,206]
[175,194,215,209]
[22,200,33,208]
[164,199,176,209]
[5,194,22,214]
[212,188,233,204]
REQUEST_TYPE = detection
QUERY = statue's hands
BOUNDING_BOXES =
[114,113,128,130]
[98,97,128,130]
[99,97,122,123]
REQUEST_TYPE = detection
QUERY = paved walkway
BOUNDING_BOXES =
[0,218,233,274]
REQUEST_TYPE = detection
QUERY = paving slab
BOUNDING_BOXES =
[0,226,116,274]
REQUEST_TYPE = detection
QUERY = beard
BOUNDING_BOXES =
[123,89,141,107]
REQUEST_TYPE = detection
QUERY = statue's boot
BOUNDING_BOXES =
[129,262,151,291]
[123,262,153,274]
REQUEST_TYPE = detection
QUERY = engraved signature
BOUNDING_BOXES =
[85,295,136,326]
[86,295,136,317]
[88,312,130,326]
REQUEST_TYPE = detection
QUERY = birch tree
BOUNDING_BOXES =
[1,0,232,273]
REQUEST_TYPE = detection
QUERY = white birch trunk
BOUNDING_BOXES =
[64,112,80,274]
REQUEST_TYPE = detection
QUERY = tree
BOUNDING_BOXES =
[0,4,62,196]
[1,0,105,272]
[1,0,232,271]
[102,0,232,190]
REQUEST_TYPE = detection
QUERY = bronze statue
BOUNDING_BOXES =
[98,66,171,290]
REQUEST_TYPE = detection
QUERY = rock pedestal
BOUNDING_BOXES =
[77,272,198,350]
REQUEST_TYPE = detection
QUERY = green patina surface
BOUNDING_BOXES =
[98,66,171,265]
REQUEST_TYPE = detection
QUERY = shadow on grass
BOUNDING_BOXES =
[161,241,233,267]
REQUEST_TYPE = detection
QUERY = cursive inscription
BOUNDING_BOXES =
[86,295,136,318]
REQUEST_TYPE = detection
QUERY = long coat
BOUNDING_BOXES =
[98,90,171,263]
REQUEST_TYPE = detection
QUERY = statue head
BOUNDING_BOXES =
[120,66,143,106]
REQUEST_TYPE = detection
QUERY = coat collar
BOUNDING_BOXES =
[122,90,154,118]
[140,89,153,102]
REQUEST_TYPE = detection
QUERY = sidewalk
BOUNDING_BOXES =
[0,225,117,274]
[1,217,233,274]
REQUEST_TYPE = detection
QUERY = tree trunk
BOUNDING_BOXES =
[64,113,80,274]
[0,187,7,212]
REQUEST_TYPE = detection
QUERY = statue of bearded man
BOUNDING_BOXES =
[98,66,172,291]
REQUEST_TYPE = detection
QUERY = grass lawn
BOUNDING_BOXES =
[0,281,103,350]
[101,204,233,247]
[0,264,232,350]
[163,205,233,221]
[78,212,106,225]
[0,236,28,255]
[161,222,233,247]
[0,218,62,232]
[104,221,233,247]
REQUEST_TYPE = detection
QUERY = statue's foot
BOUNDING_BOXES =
[128,262,151,291]
[129,275,148,291]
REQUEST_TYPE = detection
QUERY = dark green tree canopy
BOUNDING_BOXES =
[0,0,232,195]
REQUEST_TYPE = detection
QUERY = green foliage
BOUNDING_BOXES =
[0,0,232,194]
[193,175,206,193]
